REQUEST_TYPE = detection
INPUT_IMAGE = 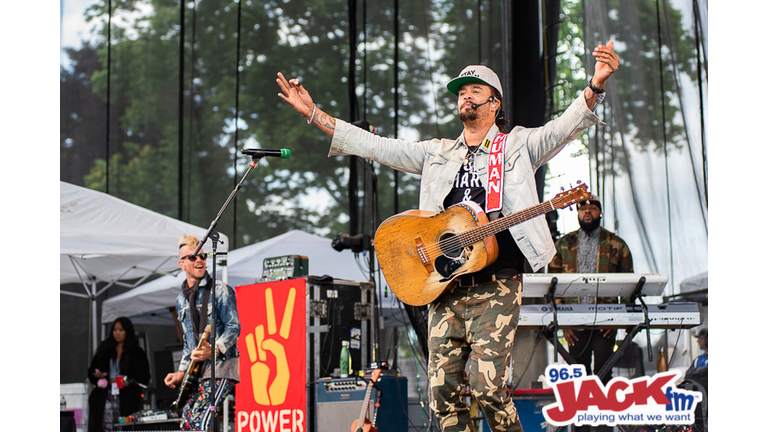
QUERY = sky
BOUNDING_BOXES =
[60,0,99,68]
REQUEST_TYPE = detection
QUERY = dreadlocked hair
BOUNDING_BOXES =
[492,89,509,132]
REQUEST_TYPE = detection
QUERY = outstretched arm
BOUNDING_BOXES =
[276,72,336,137]
[583,41,620,110]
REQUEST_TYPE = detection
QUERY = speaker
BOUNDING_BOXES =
[305,277,375,432]
[314,375,408,432]
[315,378,371,432]
[307,278,374,382]
[153,346,183,407]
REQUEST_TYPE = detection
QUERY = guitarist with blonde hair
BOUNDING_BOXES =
[276,42,619,432]
[164,234,241,431]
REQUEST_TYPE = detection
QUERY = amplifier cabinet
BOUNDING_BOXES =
[306,278,374,383]
[314,375,408,432]
[306,278,374,432]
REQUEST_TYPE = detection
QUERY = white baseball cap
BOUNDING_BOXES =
[446,65,503,98]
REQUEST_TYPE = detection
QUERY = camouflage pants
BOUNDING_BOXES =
[427,278,524,432]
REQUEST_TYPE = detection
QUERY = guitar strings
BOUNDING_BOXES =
[414,189,582,259]
[420,206,542,255]
[417,192,583,261]
[418,201,553,256]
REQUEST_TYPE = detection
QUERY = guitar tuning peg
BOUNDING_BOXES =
[560,186,565,191]
[576,180,582,185]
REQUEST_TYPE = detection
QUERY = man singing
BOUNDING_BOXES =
[276,41,620,431]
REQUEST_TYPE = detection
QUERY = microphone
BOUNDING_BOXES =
[470,97,496,110]
[240,148,292,159]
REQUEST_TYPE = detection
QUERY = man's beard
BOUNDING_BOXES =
[459,107,479,122]
[578,216,601,233]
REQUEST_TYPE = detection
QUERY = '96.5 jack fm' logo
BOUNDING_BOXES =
[542,364,702,428]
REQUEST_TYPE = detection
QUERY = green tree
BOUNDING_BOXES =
[554,0,699,161]
[70,0,455,246]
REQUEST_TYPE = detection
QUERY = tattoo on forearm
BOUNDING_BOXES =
[586,89,597,104]
[317,113,336,132]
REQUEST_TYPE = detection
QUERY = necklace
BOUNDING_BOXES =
[464,145,480,166]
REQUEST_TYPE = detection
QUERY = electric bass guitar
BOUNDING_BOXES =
[351,369,381,432]
[171,324,211,410]
[374,183,590,306]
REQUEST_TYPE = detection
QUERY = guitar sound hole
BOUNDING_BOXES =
[439,233,472,258]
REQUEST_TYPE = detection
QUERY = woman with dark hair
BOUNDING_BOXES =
[87,317,150,432]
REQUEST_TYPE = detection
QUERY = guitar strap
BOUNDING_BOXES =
[198,283,210,343]
[485,133,507,212]
[192,275,211,345]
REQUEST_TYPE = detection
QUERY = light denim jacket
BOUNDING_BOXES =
[329,92,603,272]
[175,273,241,380]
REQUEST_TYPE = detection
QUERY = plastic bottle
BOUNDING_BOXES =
[339,340,351,378]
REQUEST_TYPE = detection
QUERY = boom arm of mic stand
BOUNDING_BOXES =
[192,156,264,257]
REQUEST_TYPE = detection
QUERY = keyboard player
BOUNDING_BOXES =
[548,195,633,431]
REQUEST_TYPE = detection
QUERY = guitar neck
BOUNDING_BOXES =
[187,325,212,373]
[458,200,554,247]
[353,370,381,432]
[356,384,374,428]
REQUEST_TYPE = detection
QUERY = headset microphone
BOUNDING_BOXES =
[471,97,496,110]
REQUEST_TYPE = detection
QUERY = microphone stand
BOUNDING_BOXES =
[191,153,270,432]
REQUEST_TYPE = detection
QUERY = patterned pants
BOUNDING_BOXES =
[180,378,234,431]
[427,278,524,432]
[102,393,120,431]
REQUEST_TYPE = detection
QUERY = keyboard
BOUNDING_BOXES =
[517,302,702,329]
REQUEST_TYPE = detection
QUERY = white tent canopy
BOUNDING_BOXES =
[60,181,229,349]
[102,229,368,323]
[680,271,707,293]
[61,181,228,287]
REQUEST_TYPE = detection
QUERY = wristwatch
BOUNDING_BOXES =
[587,78,605,94]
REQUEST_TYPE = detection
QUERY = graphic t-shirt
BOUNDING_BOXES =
[442,147,525,278]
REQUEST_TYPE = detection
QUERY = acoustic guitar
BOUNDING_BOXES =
[351,369,382,432]
[171,324,211,410]
[374,183,590,306]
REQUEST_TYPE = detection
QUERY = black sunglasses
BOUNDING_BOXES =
[182,253,208,262]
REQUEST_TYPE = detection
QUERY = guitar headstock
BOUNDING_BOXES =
[551,183,590,210]
[371,369,381,382]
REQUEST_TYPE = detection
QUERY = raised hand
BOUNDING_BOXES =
[276,72,315,120]
[591,41,620,88]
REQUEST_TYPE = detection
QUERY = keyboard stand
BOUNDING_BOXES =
[544,276,559,361]
[542,276,577,365]
[595,276,653,382]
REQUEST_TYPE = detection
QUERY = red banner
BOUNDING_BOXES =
[235,279,307,432]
